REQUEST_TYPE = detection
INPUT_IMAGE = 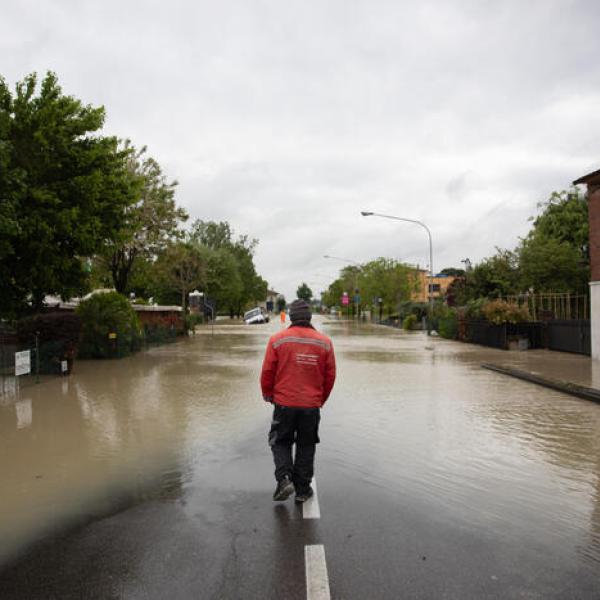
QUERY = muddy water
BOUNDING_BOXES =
[1,317,600,571]
[325,320,600,568]
[0,322,270,565]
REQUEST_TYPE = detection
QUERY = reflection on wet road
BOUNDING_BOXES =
[1,317,599,598]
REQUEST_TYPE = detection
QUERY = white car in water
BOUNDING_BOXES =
[244,307,270,325]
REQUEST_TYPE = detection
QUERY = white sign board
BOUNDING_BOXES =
[61,360,68,373]
[15,350,31,377]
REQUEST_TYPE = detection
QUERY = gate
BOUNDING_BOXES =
[545,320,591,355]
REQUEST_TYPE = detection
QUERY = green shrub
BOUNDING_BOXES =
[481,299,530,324]
[184,313,204,332]
[465,298,486,319]
[438,309,458,339]
[77,292,141,358]
[403,314,417,330]
[17,312,81,374]
[398,301,427,321]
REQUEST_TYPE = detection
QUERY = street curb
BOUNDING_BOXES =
[481,363,600,404]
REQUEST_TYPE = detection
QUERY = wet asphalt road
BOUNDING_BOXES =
[1,317,600,599]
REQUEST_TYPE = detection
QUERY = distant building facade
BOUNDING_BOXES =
[410,271,456,303]
[260,289,281,313]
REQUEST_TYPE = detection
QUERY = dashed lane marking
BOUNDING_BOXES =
[302,477,320,519]
[305,544,331,600]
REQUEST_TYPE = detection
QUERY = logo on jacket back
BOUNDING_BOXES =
[296,352,319,366]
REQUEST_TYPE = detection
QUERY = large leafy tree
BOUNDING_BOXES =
[205,247,243,312]
[154,241,206,309]
[463,249,520,300]
[526,189,588,258]
[322,258,416,316]
[519,237,585,293]
[0,72,138,317]
[104,143,188,293]
[190,219,267,315]
[518,189,588,294]
[359,258,415,315]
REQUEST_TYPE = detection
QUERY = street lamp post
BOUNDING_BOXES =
[323,255,361,319]
[361,211,434,333]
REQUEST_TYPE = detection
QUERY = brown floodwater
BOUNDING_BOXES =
[1,317,600,570]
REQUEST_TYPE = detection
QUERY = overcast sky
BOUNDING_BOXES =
[3,0,600,300]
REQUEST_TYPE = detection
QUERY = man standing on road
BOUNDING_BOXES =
[260,299,336,503]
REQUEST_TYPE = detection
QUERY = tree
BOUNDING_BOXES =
[189,220,233,250]
[229,237,268,316]
[322,258,416,316]
[104,143,187,294]
[517,188,589,294]
[358,258,415,316]
[205,247,243,313]
[527,189,588,259]
[154,242,206,310]
[464,249,520,300]
[0,72,139,317]
[190,219,267,315]
[296,282,313,302]
[439,267,465,277]
[519,237,586,293]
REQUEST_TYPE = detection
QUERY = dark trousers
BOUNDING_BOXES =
[268,404,321,494]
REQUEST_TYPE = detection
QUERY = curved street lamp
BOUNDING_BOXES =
[361,211,434,332]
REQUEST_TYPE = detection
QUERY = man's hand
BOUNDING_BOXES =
[263,395,274,404]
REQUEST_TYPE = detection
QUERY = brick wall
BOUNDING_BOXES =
[136,309,184,333]
[590,185,600,281]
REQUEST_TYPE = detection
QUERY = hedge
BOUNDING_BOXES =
[77,292,142,358]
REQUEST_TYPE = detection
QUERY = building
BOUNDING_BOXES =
[260,289,281,313]
[410,271,457,303]
[44,290,184,332]
[573,169,600,359]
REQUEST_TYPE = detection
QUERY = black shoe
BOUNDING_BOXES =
[295,487,314,503]
[273,476,295,501]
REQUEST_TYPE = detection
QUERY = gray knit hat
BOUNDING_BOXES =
[289,299,312,323]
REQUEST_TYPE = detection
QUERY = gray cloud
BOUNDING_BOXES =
[2,0,600,299]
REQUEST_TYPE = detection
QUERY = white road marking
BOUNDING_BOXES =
[302,477,320,519]
[305,544,331,600]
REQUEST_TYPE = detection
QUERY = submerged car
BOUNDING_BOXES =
[244,307,270,324]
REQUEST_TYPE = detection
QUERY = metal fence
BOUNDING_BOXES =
[0,325,47,393]
[545,320,591,355]
[462,319,591,355]
[464,320,507,349]
[1,319,185,395]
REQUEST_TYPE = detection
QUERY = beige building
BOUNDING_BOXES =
[410,271,456,303]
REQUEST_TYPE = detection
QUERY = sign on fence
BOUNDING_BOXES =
[15,350,31,376]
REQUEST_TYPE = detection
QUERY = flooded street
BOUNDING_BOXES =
[1,316,600,598]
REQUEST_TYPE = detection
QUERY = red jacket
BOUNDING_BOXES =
[260,325,336,408]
